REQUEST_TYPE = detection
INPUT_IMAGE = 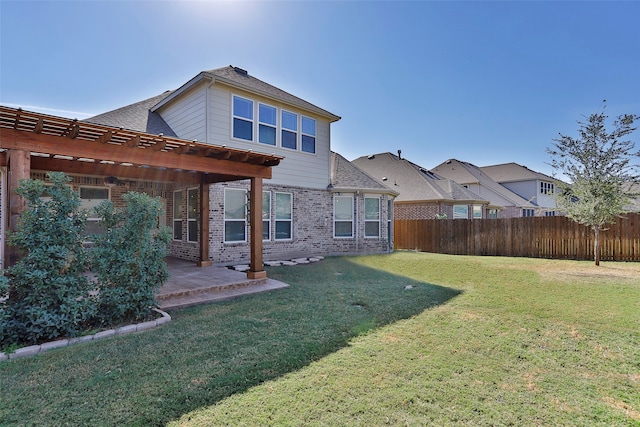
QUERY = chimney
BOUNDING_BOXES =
[397,149,402,160]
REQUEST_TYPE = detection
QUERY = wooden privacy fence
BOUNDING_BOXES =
[394,213,640,261]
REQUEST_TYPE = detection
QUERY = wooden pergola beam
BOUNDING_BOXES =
[30,157,203,185]
[0,128,273,180]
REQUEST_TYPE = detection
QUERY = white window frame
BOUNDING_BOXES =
[224,188,247,243]
[274,192,293,241]
[301,115,316,154]
[472,205,483,219]
[540,181,554,195]
[334,195,354,238]
[281,109,298,150]
[262,190,271,241]
[232,95,254,142]
[187,187,198,243]
[79,186,110,221]
[258,102,277,146]
[522,208,535,217]
[453,205,469,219]
[364,195,380,238]
[173,190,183,241]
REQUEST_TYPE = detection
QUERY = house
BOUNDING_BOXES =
[480,162,559,216]
[1,66,396,270]
[352,152,492,219]
[431,159,538,218]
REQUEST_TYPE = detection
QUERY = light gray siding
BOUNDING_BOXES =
[158,84,206,143]
[206,84,331,189]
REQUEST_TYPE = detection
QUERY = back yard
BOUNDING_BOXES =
[1,252,639,426]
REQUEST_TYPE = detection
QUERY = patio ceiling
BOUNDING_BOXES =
[0,106,282,183]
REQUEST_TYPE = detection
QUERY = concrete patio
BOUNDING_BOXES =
[156,257,289,311]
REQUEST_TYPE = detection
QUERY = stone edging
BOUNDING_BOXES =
[0,307,171,363]
[230,255,324,271]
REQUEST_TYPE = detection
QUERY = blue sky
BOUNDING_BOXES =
[1,1,639,177]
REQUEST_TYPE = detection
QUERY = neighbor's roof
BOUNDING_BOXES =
[330,151,398,196]
[431,159,533,207]
[152,66,341,122]
[84,91,177,136]
[352,152,487,203]
[480,162,555,183]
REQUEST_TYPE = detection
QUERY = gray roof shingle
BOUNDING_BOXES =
[330,152,397,194]
[480,162,555,183]
[352,152,486,203]
[84,91,177,136]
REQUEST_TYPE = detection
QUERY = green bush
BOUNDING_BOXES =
[91,192,171,326]
[0,172,96,346]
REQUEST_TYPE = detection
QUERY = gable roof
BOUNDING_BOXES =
[84,91,177,136]
[431,159,533,207]
[480,162,555,183]
[152,66,341,122]
[352,152,487,204]
[330,152,398,196]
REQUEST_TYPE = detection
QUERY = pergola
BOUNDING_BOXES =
[0,106,282,278]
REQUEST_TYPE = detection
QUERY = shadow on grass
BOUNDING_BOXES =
[0,256,461,426]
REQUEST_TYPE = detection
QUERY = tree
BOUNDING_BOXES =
[0,172,96,346]
[548,102,639,265]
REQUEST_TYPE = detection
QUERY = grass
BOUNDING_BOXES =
[1,252,639,426]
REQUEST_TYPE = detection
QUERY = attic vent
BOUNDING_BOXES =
[367,154,375,159]
[232,66,248,76]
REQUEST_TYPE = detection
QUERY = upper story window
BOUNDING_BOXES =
[301,116,316,154]
[233,95,253,141]
[281,110,298,150]
[259,103,276,146]
[522,208,535,217]
[540,181,554,195]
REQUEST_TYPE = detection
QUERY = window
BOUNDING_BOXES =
[334,195,353,238]
[544,210,556,217]
[262,190,271,241]
[187,188,198,243]
[365,196,380,237]
[281,110,298,149]
[173,190,183,241]
[540,181,554,195]
[487,209,499,219]
[275,192,292,240]
[80,187,109,219]
[522,208,535,217]
[453,205,468,219]
[233,95,253,141]
[224,188,247,242]
[472,205,483,219]
[301,116,316,153]
[259,103,276,146]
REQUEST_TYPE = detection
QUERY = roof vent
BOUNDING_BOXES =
[367,154,375,159]
[382,177,388,181]
[397,150,402,160]
[232,66,248,76]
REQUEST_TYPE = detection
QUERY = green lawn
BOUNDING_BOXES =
[1,252,639,426]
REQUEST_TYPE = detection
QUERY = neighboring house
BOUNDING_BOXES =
[2,66,396,267]
[352,152,491,219]
[624,182,640,213]
[480,162,559,216]
[431,159,536,218]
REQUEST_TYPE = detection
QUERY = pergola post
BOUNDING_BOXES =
[197,179,212,267]
[6,149,30,267]
[247,177,266,279]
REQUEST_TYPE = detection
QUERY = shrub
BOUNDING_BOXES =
[91,192,171,326]
[0,172,96,347]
